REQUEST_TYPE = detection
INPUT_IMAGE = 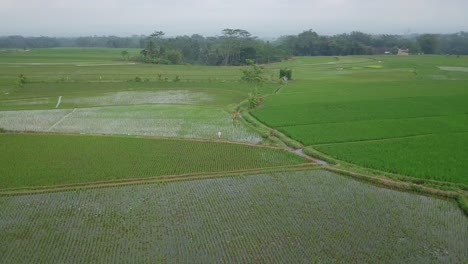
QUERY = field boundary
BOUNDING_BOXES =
[0,163,319,196]
[274,112,468,128]
[325,167,460,198]
[310,131,468,147]
[309,133,436,146]
[241,110,304,149]
[1,130,304,153]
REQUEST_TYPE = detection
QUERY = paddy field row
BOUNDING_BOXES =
[1,170,466,263]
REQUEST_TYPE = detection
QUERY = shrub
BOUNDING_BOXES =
[248,88,263,109]
[166,50,183,64]
[279,68,292,80]
[157,73,163,81]
[241,60,265,85]
[16,74,27,87]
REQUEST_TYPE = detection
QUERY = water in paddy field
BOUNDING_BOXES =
[61,90,214,106]
[438,66,468,72]
[0,104,263,143]
[0,170,466,263]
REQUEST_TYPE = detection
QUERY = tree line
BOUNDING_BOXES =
[1,30,467,65]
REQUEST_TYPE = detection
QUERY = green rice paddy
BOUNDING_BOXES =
[253,55,468,184]
[0,134,307,189]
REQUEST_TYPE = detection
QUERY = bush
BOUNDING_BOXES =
[134,76,142,82]
[241,60,265,85]
[173,75,181,82]
[157,73,163,81]
[248,88,263,109]
[279,68,292,80]
[166,50,183,64]
[16,74,27,87]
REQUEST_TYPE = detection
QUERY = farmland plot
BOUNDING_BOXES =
[0,134,307,189]
[0,170,466,263]
[60,90,213,107]
[314,132,468,184]
[0,105,263,143]
[252,56,468,184]
[279,114,468,145]
[0,108,73,131]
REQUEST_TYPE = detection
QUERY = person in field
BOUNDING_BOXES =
[217,131,221,139]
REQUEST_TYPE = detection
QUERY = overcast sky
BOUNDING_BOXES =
[1,0,467,37]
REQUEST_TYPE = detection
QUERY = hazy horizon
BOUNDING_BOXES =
[1,0,467,38]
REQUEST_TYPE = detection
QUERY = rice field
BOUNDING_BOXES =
[1,49,467,262]
[0,134,307,189]
[251,94,468,127]
[1,170,466,263]
[59,90,213,106]
[0,104,263,143]
[253,56,468,184]
[314,133,468,184]
[279,114,468,145]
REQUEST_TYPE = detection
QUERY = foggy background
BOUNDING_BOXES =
[1,0,467,37]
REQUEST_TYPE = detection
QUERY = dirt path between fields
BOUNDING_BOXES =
[291,148,328,165]
[0,163,318,196]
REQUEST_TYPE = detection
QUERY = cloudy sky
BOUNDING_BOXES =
[1,0,467,37]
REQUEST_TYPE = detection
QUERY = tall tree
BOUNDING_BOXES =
[220,29,252,65]
[417,34,438,54]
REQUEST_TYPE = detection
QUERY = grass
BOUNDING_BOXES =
[0,134,307,189]
[1,170,466,263]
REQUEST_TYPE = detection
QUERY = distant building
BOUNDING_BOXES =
[398,48,410,56]
[384,51,391,55]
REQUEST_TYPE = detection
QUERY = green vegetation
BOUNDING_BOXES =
[251,55,468,184]
[252,95,468,127]
[279,68,292,80]
[3,31,468,62]
[1,46,467,263]
[315,133,468,184]
[280,114,468,145]
[1,49,467,187]
[0,134,307,189]
[1,170,466,262]
[0,47,141,63]
[240,59,265,84]
[16,73,27,88]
